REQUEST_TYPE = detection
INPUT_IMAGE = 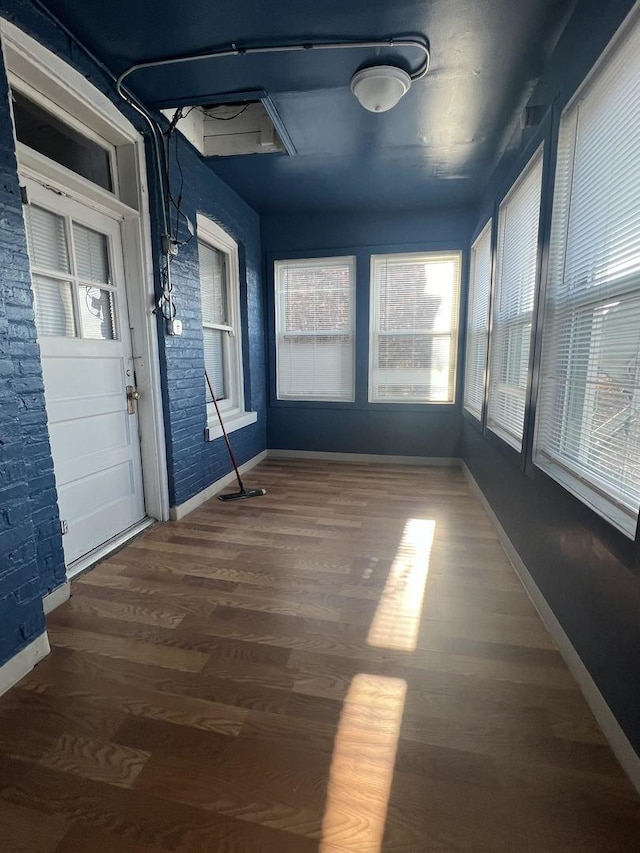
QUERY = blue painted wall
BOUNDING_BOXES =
[0,44,64,667]
[462,0,640,755]
[0,0,266,668]
[160,148,266,508]
[262,209,474,456]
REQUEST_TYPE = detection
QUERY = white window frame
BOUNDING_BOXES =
[464,220,492,419]
[274,256,356,403]
[10,82,120,200]
[197,214,256,440]
[368,251,462,405]
[486,147,544,450]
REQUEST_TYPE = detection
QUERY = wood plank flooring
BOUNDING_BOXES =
[1,458,640,852]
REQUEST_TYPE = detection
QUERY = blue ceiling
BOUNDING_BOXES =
[39,0,576,214]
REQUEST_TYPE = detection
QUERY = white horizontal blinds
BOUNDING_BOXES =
[203,329,226,400]
[463,222,492,418]
[78,287,116,341]
[199,241,229,401]
[73,222,116,340]
[487,150,543,449]
[275,257,355,401]
[369,253,460,403]
[24,205,75,338]
[31,275,76,337]
[25,205,69,274]
[200,242,228,327]
[535,14,640,536]
[73,223,110,284]
[25,205,118,341]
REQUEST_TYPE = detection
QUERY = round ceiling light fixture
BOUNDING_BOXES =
[350,65,412,112]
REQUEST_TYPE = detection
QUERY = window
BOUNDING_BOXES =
[534,12,640,537]
[369,252,461,404]
[198,215,256,437]
[464,221,492,419]
[12,89,113,192]
[486,149,543,449]
[25,203,117,341]
[274,257,355,401]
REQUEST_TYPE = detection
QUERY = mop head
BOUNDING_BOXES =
[218,488,267,502]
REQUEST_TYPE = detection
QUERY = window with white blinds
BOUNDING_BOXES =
[534,12,640,537]
[199,240,229,402]
[369,252,461,404]
[463,221,492,419]
[487,149,543,449]
[274,257,355,401]
[197,215,249,428]
[25,203,117,341]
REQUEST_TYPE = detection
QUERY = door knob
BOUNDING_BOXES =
[126,385,141,414]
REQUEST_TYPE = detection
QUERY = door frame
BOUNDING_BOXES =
[0,18,170,525]
[24,178,149,569]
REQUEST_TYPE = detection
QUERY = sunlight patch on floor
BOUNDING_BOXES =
[320,673,407,853]
[366,519,436,651]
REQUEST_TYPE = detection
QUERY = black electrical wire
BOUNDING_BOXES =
[158,260,176,321]
[171,129,192,244]
[173,130,183,241]
[162,101,250,243]
[165,108,194,247]
[202,104,249,121]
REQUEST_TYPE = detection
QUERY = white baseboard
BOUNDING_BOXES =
[170,451,268,520]
[461,462,640,795]
[0,632,50,697]
[43,581,71,614]
[267,449,461,467]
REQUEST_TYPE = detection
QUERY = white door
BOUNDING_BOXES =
[24,180,146,569]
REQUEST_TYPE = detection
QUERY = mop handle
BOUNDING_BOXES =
[205,369,245,492]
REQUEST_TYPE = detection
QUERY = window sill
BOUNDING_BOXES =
[487,422,523,453]
[368,399,456,406]
[205,410,257,442]
[535,453,638,539]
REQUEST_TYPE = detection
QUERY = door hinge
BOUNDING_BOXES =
[60,519,69,535]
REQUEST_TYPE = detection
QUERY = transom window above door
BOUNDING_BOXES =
[12,89,114,193]
[24,203,118,341]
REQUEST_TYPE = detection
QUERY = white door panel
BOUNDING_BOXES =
[48,411,131,461]
[45,392,126,427]
[40,349,125,393]
[25,180,146,568]
[57,465,140,562]
[58,463,136,517]
[53,441,137,484]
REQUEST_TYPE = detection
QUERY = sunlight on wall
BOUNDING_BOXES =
[366,518,436,651]
[320,673,407,853]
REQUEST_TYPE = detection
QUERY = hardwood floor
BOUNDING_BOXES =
[1,458,639,852]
